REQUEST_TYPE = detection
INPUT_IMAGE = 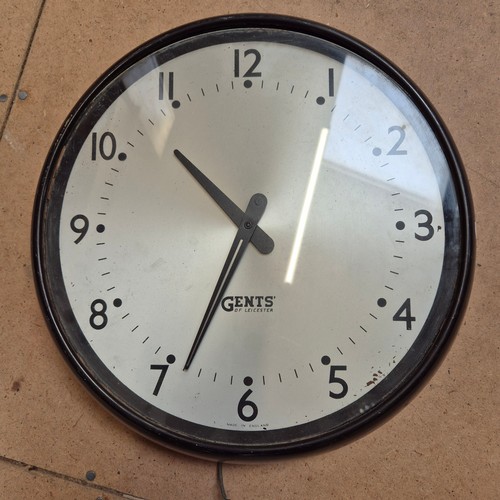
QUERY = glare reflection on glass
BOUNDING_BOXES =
[285,127,329,284]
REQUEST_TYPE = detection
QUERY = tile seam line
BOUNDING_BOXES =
[0,454,146,499]
[0,0,47,142]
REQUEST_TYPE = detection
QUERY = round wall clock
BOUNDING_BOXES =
[33,14,474,460]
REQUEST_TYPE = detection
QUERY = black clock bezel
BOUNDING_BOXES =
[32,14,474,461]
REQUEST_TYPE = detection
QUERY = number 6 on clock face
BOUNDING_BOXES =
[33,14,473,460]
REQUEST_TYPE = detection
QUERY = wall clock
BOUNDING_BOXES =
[33,14,474,460]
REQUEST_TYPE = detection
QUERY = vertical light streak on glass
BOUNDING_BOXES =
[285,127,329,284]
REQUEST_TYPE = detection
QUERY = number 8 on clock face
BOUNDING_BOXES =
[33,15,473,459]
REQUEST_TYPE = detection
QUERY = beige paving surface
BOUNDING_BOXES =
[1,1,498,498]
[0,1,43,125]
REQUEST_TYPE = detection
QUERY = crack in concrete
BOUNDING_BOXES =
[0,0,47,142]
[0,454,146,499]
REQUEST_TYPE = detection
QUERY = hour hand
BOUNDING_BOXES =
[173,149,274,254]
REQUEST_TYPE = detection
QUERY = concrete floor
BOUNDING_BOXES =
[1,1,498,498]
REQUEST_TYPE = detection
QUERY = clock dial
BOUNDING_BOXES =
[33,15,473,459]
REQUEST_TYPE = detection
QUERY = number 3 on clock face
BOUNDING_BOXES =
[33,15,474,460]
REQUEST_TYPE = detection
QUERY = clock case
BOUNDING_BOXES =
[32,14,474,461]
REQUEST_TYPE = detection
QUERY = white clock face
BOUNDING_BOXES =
[35,18,472,458]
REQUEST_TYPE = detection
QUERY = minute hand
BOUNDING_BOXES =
[183,193,268,370]
[174,149,274,254]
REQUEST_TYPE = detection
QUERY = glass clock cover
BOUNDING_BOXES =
[33,15,474,460]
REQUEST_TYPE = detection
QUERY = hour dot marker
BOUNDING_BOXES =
[377,298,387,308]
[172,100,180,109]
[243,376,253,386]
[118,152,127,161]
[321,355,331,366]
[396,221,405,230]
[96,224,105,233]
[166,354,176,364]
[316,96,325,105]
[113,298,122,307]
[372,147,382,156]
[244,80,252,88]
